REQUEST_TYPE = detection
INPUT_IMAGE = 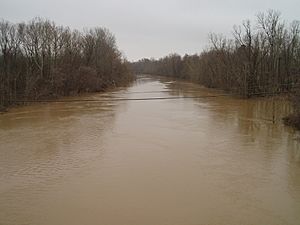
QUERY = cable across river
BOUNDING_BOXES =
[14,94,232,103]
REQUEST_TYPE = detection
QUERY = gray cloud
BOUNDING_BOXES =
[1,0,299,60]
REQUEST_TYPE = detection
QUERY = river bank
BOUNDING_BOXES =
[140,74,300,129]
[0,76,136,114]
[130,10,300,129]
[283,113,300,129]
[0,105,8,113]
[0,18,134,111]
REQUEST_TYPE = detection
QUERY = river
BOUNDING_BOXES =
[0,75,300,225]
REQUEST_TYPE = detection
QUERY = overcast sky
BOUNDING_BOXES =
[0,0,299,61]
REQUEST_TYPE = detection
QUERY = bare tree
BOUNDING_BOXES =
[0,18,133,109]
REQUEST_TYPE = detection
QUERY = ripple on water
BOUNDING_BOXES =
[0,76,300,225]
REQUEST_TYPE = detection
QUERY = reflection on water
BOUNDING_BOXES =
[0,75,300,225]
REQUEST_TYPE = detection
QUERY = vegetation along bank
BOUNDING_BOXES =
[0,18,134,111]
[131,10,300,129]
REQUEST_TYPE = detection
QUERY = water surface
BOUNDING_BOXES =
[1,75,300,225]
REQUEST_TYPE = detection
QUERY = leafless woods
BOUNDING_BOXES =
[131,10,300,128]
[0,18,133,108]
[132,10,300,99]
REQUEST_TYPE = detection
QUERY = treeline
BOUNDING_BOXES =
[131,10,300,128]
[131,10,300,98]
[0,18,133,109]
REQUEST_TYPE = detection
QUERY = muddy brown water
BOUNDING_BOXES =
[1,75,300,225]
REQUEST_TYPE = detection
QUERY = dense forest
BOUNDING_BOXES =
[0,18,133,110]
[131,10,300,128]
